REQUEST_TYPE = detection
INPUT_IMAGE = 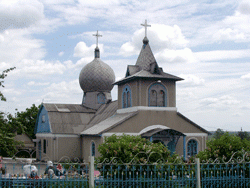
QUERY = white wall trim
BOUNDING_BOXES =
[139,125,170,135]
[36,133,79,138]
[117,106,177,114]
[184,133,208,137]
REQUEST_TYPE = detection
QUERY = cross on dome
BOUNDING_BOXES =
[141,20,151,38]
[93,30,102,47]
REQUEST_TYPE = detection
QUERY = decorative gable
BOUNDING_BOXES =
[35,105,51,134]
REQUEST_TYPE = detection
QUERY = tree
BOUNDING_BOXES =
[0,113,24,156]
[237,128,250,140]
[9,104,40,139]
[213,128,225,139]
[197,132,250,162]
[0,67,15,101]
[97,134,179,164]
[0,67,24,157]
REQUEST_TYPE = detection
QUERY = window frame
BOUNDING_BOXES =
[187,139,198,157]
[97,93,106,104]
[122,85,132,108]
[148,83,167,107]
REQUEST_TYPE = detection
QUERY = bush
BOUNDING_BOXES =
[197,132,250,162]
[97,134,179,164]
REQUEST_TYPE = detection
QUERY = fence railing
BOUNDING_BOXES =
[1,154,250,187]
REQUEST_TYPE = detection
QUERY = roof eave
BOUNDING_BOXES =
[113,76,183,85]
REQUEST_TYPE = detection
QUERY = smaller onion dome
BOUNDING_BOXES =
[79,47,115,92]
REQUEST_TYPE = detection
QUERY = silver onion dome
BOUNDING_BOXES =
[79,48,115,92]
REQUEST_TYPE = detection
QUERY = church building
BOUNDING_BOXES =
[34,21,210,162]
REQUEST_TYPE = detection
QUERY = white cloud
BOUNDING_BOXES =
[2,88,22,96]
[28,81,50,86]
[213,28,245,41]
[156,48,195,64]
[12,59,67,78]
[42,80,82,103]
[0,29,46,65]
[41,0,75,5]
[58,51,64,56]
[200,95,240,110]
[178,74,205,87]
[241,73,250,80]
[0,0,44,31]
[194,49,250,62]
[120,24,190,62]
[74,42,104,58]
[238,0,250,15]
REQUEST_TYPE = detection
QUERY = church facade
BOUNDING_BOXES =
[34,23,210,162]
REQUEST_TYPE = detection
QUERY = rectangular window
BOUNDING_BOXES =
[43,139,46,153]
[42,115,45,123]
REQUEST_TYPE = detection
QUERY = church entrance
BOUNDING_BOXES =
[139,125,186,157]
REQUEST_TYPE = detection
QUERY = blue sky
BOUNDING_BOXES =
[0,0,250,131]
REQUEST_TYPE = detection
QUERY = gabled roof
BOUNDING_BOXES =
[114,69,183,85]
[84,100,118,130]
[81,111,138,136]
[43,103,96,113]
[35,102,119,135]
[35,103,97,134]
[114,37,183,85]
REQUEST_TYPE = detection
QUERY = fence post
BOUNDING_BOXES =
[89,156,94,188]
[195,158,201,188]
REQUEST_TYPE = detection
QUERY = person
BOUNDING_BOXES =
[44,161,54,177]
[45,161,65,177]
[23,159,38,178]
[54,163,66,176]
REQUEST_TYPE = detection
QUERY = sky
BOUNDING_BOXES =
[0,0,250,132]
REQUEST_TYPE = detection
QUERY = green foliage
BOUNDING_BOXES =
[197,132,250,161]
[0,67,25,157]
[213,128,225,140]
[237,129,250,140]
[0,112,24,156]
[9,104,40,139]
[97,134,179,164]
[0,67,15,101]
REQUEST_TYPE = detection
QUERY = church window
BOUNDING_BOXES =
[127,91,131,107]
[148,83,167,107]
[97,93,106,104]
[158,90,165,107]
[43,139,46,154]
[187,139,198,157]
[122,85,132,108]
[150,90,157,106]
[91,142,95,156]
[42,115,45,123]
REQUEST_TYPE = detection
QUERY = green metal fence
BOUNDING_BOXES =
[1,156,250,187]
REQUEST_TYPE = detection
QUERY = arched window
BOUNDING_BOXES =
[122,85,132,108]
[148,83,167,107]
[97,93,106,104]
[187,139,198,157]
[91,142,95,157]
[150,90,157,106]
